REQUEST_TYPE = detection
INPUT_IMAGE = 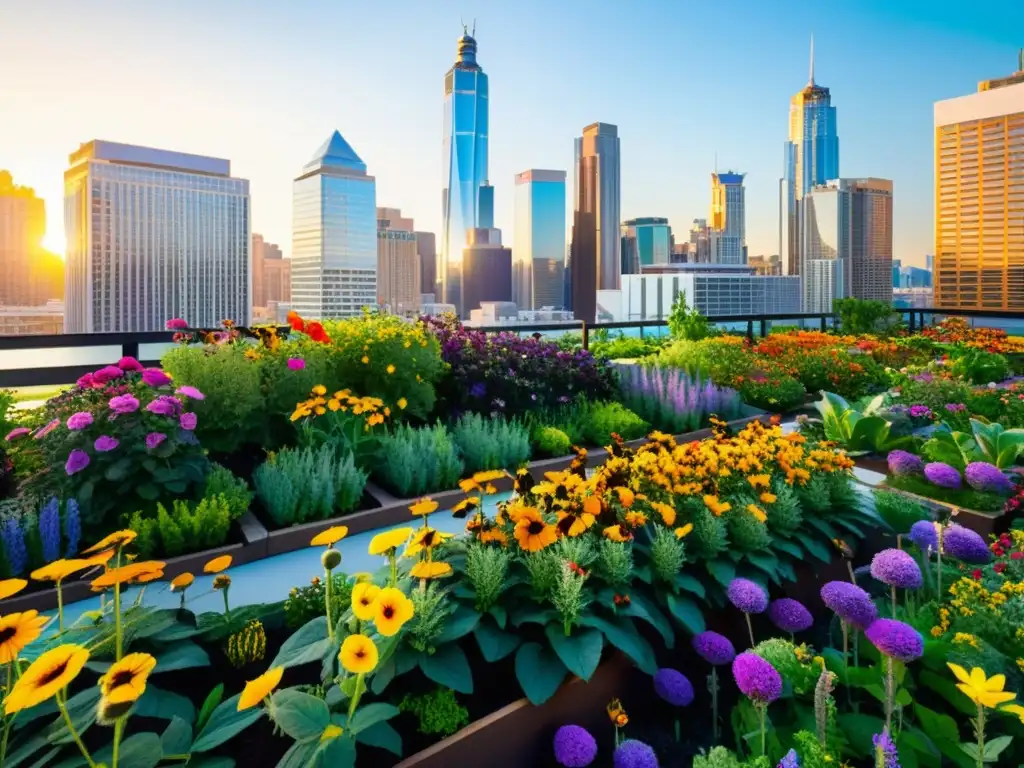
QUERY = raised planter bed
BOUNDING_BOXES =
[872,483,1003,538]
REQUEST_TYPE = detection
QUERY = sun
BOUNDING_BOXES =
[41,228,65,258]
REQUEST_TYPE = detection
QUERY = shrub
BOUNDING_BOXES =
[616,364,743,433]
[834,297,902,335]
[667,290,717,341]
[872,490,930,535]
[736,375,807,413]
[589,333,665,361]
[581,402,649,446]
[948,347,1011,385]
[204,464,253,520]
[532,426,572,457]
[128,495,235,559]
[372,422,464,497]
[284,573,353,629]
[399,688,470,737]
[253,444,367,527]
[451,413,531,473]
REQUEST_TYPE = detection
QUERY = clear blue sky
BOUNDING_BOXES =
[2,0,1022,266]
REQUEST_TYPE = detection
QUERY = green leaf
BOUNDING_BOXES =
[838,713,887,758]
[673,572,706,598]
[474,618,521,662]
[515,642,567,705]
[918,671,978,716]
[276,741,319,768]
[706,560,736,587]
[271,616,332,669]
[196,684,225,733]
[510,605,558,627]
[161,717,193,756]
[152,640,211,672]
[272,689,331,742]
[104,457,134,482]
[622,592,675,647]
[982,735,1012,761]
[133,683,196,722]
[348,702,400,735]
[371,657,396,695]
[94,733,162,768]
[419,643,473,694]
[745,551,779,578]
[772,537,802,559]
[794,531,831,562]
[898,727,940,760]
[489,604,507,629]
[311,736,357,768]
[355,721,403,756]
[190,760,235,768]
[544,625,603,681]
[666,593,706,635]
[577,614,657,675]
[804,517,837,540]
[137,482,161,501]
[190,694,264,753]
[434,605,481,644]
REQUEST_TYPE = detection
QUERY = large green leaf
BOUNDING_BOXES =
[622,592,674,647]
[434,605,481,644]
[270,616,332,669]
[545,625,603,681]
[347,702,400,735]
[161,717,193,755]
[838,712,886,758]
[152,640,211,672]
[136,684,196,722]
[665,593,705,635]
[419,643,473,694]
[272,689,331,742]
[355,721,403,756]
[196,684,224,733]
[918,671,977,716]
[94,733,163,768]
[793,532,830,563]
[673,572,706,598]
[514,642,567,705]
[190,694,264,753]
[311,735,356,768]
[706,560,736,587]
[474,618,521,662]
[578,614,657,674]
[914,704,975,768]
[275,741,318,768]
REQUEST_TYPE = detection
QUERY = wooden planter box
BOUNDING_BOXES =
[395,653,635,768]
[872,483,1003,539]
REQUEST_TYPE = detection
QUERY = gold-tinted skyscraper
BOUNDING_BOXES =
[934,54,1024,310]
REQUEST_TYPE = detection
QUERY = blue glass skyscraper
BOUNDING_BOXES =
[441,27,491,316]
[780,37,839,277]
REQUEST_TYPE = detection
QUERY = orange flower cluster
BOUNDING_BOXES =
[753,330,857,357]
[286,311,331,344]
[921,317,1024,355]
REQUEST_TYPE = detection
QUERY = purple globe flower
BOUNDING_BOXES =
[553,725,597,768]
[887,450,924,478]
[908,520,938,552]
[964,462,1014,495]
[65,449,90,476]
[109,394,140,414]
[145,432,167,450]
[820,581,878,630]
[732,652,783,704]
[613,739,659,768]
[66,411,93,431]
[870,549,923,589]
[727,578,768,614]
[180,412,198,431]
[94,435,119,453]
[778,749,801,768]
[865,618,923,662]
[175,386,205,401]
[924,462,962,490]
[653,668,694,707]
[768,598,813,633]
[943,524,991,564]
[692,631,736,666]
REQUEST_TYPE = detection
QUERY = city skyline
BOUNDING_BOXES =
[2,2,1021,270]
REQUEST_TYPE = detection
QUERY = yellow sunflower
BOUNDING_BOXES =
[514,509,558,553]
[4,644,90,714]
[409,498,438,517]
[340,634,379,674]
[99,652,157,704]
[0,578,27,600]
[373,587,415,637]
[760,492,777,504]
[451,497,480,517]
[82,530,137,554]
[170,572,194,592]
[91,561,166,590]
[458,478,482,494]
[410,561,453,580]
[0,610,49,663]
[472,469,506,484]
[603,525,633,543]
[31,559,95,584]
[746,504,768,523]
[403,528,454,557]
[613,487,635,508]
[556,509,596,538]
[674,524,694,539]
[238,666,284,711]
[649,501,677,527]
[203,555,233,574]
[351,583,381,621]
[368,527,414,556]
[310,526,349,547]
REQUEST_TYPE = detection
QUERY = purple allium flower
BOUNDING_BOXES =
[287,357,306,371]
[141,368,172,388]
[553,725,597,768]
[5,427,30,441]
[943,524,991,564]
[732,651,783,704]
[778,749,800,768]
[653,668,694,707]
[64,499,81,556]
[865,618,923,662]
[117,356,144,372]
[109,394,140,414]
[692,631,736,666]
[39,497,61,563]
[166,317,188,330]
[174,386,204,401]
[613,739,659,768]
[146,396,178,416]
[66,411,93,431]
[93,365,125,384]
[94,435,119,452]
[145,432,167,450]
[887,450,924,478]
[924,462,962,490]
[908,520,938,552]
[35,418,61,439]
[870,549,923,589]
[873,729,901,768]
[944,403,966,413]
[964,462,1014,495]
[65,449,90,476]
[180,412,197,431]
[1,517,27,576]
[768,598,813,633]
[727,578,768,614]
[820,581,878,630]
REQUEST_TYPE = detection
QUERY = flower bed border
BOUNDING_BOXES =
[872,483,1002,538]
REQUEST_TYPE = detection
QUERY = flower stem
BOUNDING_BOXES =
[757,702,767,757]
[937,529,944,600]
[57,582,65,633]
[710,667,719,744]
[346,672,366,725]
[847,561,857,584]
[884,656,894,732]
[58,692,97,768]
[325,568,334,640]
[745,613,756,648]
[222,586,232,621]
[976,705,985,768]
[891,585,897,618]
[114,582,123,662]
[112,717,124,768]
[389,553,397,587]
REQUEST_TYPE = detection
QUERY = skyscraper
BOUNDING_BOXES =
[377,207,420,315]
[710,173,746,265]
[441,27,490,315]
[780,37,840,277]
[291,131,377,319]
[571,122,621,321]
[621,218,671,273]
[461,228,511,316]
[252,234,290,314]
[414,231,437,296]
[934,55,1024,311]
[513,169,566,310]
[801,178,893,312]
[64,141,250,333]
[0,171,61,307]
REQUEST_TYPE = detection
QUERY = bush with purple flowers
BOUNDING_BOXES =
[923,462,962,490]
[616,364,744,434]
[887,450,924,478]
[964,461,1014,495]
[942,523,991,564]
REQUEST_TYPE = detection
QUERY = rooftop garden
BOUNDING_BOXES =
[0,301,1023,766]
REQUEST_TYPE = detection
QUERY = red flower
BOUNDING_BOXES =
[1011,551,1024,560]
[613,594,631,607]
[995,562,1007,574]
[972,569,983,580]
[306,321,331,344]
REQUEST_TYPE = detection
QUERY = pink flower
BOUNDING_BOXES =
[4,427,30,441]
[141,368,172,388]
[146,396,180,416]
[117,356,144,372]
[76,373,96,389]
[94,435,119,452]
[179,412,198,431]
[287,357,306,371]
[34,419,61,439]
[166,318,188,330]
[93,365,125,384]
[145,432,167,450]
[174,386,204,400]
[65,449,90,476]
[66,412,94,431]
[109,394,141,414]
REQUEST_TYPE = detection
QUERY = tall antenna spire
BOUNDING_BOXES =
[809,33,815,85]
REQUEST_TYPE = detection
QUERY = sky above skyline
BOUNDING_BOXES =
[2,0,1023,267]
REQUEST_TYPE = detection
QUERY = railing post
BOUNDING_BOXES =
[908,310,915,333]
[820,315,827,332]
[581,322,589,351]
[746,320,754,343]
[759,318,767,339]
[122,340,139,362]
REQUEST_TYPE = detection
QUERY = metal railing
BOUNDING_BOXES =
[3,307,1024,389]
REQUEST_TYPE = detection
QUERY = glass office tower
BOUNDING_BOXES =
[441,29,490,316]
[513,169,566,310]
[710,173,746,265]
[621,218,671,272]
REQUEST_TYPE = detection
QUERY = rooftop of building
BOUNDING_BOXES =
[68,141,232,177]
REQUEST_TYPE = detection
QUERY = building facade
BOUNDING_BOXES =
[780,39,840,277]
[801,178,893,313]
[710,173,746,265]
[252,234,290,314]
[513,169,566,310]
[571,122,621,321]
[461,227,511,316]
[414,231,437,296]
[934,58,1024,311]
[377,208,420,315]
[63,141,250,333]
[291,131,377,319]
[621,217,671,275]
[0,171,63,308]
[440,29,491,315]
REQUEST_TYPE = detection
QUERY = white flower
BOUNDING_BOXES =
[988,382,998,390]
